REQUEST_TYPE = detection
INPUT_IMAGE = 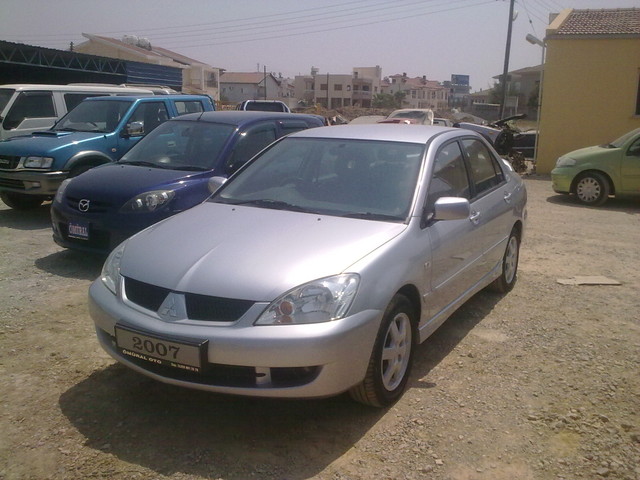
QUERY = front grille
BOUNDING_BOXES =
[66,196,113,213]
[0,155,21,169]
[123,276,255,322]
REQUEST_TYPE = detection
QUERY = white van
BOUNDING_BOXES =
[0,84,154,140]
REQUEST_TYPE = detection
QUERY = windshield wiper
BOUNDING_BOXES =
[340,212,402,221]
[175,165,209,171]
[229,199,309,212]
[118,160,167,168]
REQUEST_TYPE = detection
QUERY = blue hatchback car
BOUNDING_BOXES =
[51,111,325,253]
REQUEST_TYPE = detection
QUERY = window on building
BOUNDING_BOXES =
[320,84,328,91]
[334,84,342,91]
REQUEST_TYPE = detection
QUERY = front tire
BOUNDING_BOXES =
[488,227,520,293]
[0,192,45,210]
[574,172,609,206]
[349,294,416,407]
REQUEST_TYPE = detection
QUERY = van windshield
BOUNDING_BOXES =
[54,100,131,133]
[0,89,15,112]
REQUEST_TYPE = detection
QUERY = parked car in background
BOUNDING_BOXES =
[0,83,155,140]
[551,127,640,206]
[51,111,324,253]
[0,94,214,209]
[88,124,526,407]
[433,117,453,127]
[235,100,291,113]
[348,115,386,124]
[385,108,434,125]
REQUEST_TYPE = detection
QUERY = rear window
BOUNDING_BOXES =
[244,102,287,112]
[175,100,206,115]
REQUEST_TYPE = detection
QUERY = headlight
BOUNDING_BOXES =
[120,190,175,213]
[255,274,359,325]
[555,156,576,167]
[23,156,54,169]
[54,178,72,204]
[101,241,127,295]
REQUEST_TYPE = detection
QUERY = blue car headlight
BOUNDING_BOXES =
[23,156,54,169]
[255,274,360,325]
[120,190,175,213]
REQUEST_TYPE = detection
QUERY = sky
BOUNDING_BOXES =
[1,0,638,92]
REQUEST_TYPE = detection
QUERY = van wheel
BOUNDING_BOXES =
[0,192,46,210]
[349,294,415,407]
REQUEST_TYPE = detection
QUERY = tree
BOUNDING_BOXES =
[372,91,406,109]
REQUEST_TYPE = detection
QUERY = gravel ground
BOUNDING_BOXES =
[0,176,639,480]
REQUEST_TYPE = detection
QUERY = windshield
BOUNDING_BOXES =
[119,120,235,170]
[389,110,427,121]
[0,88,15,113]
[212,137,425,221]
[609,128,640,148]
[54,100,131,133]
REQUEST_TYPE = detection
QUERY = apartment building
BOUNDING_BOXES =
[294,66,382,108]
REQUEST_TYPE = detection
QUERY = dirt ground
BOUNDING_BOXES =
[1,176,638,480]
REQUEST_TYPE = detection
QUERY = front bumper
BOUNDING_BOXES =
[88,279,382,399]
[550,168,575,194]
[0,169,67,196]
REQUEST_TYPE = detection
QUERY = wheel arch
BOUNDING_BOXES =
[63,151,114,172]
[570,169,615,196]
[395,284,421,340]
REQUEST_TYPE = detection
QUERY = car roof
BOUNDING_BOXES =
[172,110,323,126]
[287,124,460,143]
[84,94,208,102]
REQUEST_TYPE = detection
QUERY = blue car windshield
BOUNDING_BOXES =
[54,100,131,133]
[213,137,425,222]
[119,120,235,171]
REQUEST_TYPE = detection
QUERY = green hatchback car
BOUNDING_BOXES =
[551,128,640,206]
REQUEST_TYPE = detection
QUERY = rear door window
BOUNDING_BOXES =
[128,102,170,134]
[63,93,107,112]
[3,91,56,130]
[175,100,206,115]
[461,138,505,197]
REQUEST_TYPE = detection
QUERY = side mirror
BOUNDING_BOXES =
[433,197,470,221]
[123,121,144,137]
[208,176,227,194]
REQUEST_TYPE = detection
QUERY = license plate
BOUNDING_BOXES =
[68,220,89,240]
[115,324,208,373]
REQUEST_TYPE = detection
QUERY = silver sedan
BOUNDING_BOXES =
[89,124,527,407]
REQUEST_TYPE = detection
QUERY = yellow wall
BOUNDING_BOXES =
[536,37,640,173]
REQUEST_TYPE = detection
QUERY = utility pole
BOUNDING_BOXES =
[500,0,516,118]
[263,66,267,99]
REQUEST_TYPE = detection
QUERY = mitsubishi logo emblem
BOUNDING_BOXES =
[158,293,187,321]
[78,199,90,212]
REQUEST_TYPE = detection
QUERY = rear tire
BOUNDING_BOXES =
[488,227,520,293]
[349,294,416,407]
[0,192,45,210]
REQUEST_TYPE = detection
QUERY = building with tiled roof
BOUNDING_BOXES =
[535,8,640,173]
[74,34,222,100]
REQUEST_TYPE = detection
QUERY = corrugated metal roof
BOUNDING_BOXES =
[556,8,640,36]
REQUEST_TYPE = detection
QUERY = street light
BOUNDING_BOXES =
[526,34,546,170]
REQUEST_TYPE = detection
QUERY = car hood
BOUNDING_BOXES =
[564,145,619,163]
[120,202,407,301]
[0,131,107,156]
[65,163,205,204]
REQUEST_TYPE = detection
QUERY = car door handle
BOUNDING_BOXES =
[503,191,512,204]
[469,210,481,224]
